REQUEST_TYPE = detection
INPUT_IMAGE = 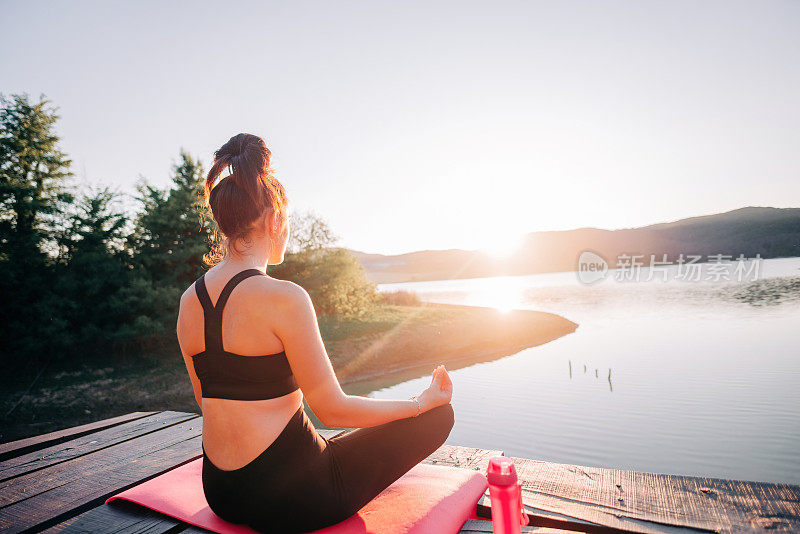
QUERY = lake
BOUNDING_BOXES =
[370,256,800,484]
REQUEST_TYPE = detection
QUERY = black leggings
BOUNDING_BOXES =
[202,402,455,533]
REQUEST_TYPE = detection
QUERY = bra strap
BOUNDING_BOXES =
[194,269,266,352]
[215,269,265,314]
[195,275,215,315]
[194,274,219,352]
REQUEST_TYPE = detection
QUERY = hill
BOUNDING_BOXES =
[349,207,800,283]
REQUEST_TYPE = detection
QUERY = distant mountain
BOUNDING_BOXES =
[348,207,800,283]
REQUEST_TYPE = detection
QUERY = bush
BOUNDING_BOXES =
[271,247,378,317]
[379,290,421,306]
[270,212,378,317]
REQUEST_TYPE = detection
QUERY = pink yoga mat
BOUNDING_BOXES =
[105,458,488,534]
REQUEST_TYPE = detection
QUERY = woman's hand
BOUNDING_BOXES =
[417,365,453,412]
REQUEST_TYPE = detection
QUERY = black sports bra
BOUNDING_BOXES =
[190,269,299,401]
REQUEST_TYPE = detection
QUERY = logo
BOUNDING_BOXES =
[577,251,609,285]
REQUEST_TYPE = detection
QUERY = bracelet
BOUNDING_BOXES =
[411,396,422,417]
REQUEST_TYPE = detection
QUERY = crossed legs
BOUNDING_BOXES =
[324,403,456,519]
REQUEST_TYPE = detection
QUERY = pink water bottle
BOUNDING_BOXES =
[486,456,529,534]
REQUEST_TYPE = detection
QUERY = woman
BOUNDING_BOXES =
[176,133,455,533]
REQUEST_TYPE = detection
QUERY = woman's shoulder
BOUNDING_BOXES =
[248,276,310,308]
[239,278,316,324]
[178,279,199,311]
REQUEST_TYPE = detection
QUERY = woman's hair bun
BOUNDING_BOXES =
[203,133,288,264]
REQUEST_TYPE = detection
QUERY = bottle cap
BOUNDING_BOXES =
[486,456,519,486]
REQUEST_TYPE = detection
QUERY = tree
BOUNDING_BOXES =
[129,150,210,286]
[54,187,130,354]
[117,150,212,352]
[287,209,338,254]
[0,93,74,367]
[0,93,73,261]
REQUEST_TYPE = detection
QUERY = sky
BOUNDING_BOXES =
[1,0,798,255]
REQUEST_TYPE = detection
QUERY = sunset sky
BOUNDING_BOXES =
[2,1,798,255]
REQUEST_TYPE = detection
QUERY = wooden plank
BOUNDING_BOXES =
[422,444,504,472]
[460,518,574,533]
[0,411,197,482]
[43,500,182,534]
[0,416,203,533]
[510,457,800,534]
[0,412,159,461]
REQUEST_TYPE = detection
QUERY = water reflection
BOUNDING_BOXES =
[723,276,800,307]
[568,360,613,392]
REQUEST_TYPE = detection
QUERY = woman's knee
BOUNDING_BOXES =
[437,402,455,428]
[421,403,454,441]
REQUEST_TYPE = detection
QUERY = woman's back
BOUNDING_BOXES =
[177,264,304,471]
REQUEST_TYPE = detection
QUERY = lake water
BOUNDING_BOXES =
[371,257,800,484]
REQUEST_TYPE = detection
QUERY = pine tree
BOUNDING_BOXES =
[0,93,73,261]
[0,93,74,367]
[55,187,130,354]
[130,150,210,286]
[115,150,212,353]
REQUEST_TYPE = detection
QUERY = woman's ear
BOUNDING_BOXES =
[267,210,279,234]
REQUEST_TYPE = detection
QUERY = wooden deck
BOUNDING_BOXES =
[0,410,798,533]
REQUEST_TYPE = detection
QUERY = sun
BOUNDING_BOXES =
[478,232,524,260]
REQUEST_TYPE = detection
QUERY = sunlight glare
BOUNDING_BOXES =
[478,231,525,260]
[480,276,524,313]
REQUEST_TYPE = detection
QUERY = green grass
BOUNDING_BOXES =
[318,304,436,341]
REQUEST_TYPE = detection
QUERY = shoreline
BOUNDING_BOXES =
[331,302,579,393]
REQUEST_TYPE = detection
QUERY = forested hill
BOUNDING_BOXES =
[350,207,800,283]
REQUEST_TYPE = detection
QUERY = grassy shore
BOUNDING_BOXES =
[0,303,577,443]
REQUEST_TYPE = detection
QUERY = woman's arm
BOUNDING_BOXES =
[272,281,451,428]
[176,289,203,411]
[181,350,203,412]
